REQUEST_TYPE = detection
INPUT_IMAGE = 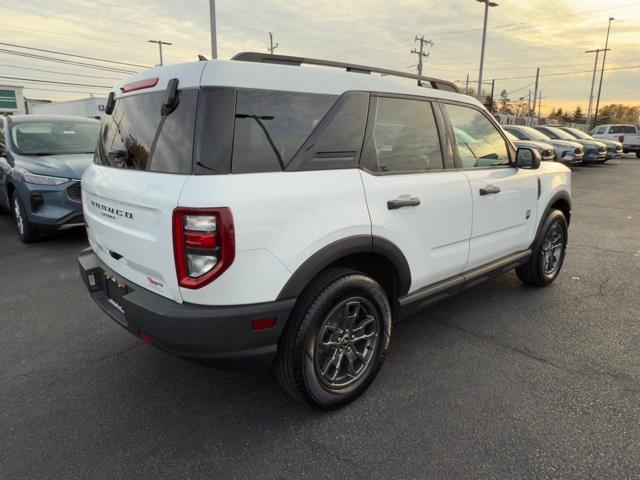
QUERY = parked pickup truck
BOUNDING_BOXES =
[591,124,640,158]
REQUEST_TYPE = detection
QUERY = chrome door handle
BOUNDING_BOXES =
[479,185,501,195]
[387,197,421,210]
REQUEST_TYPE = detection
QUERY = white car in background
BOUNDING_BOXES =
[591,124,640,158]
[505,131,556,162]
[504,125,583,166]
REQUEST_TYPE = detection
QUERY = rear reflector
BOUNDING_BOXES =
[120,77,159,93]
[138,331,153,344]
[252,318,277,331]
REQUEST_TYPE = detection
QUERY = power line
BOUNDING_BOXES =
[491,64,640,81]
[0,75,112,89]
[0,48,137,74]
[0,62,123,80]
[22,86,106,95]
[0,41,150,69]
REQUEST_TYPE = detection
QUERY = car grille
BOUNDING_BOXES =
[67,182,82,202]
[598,146,606,153]
[541,149,553,159]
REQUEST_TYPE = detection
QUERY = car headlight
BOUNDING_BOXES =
[15,167,70,186]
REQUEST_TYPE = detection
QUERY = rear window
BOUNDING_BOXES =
[609,125,637,134]
[232,89,337,173]
[96,89,197,174]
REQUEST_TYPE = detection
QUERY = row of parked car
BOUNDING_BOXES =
[503,123,639,166]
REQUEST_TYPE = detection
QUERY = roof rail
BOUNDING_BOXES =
[231,52,459,93]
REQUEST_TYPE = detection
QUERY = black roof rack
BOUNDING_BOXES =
[231,52,459,93]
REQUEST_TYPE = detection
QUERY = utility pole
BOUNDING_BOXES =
[476,0,499,100]
[411,35,433,85]
[585,48,608,130]
[209,0,217,59]
[147,39,172,66]
[538,90,542,121]
[489,79,495,112]
[593,17,615,128]
[531,67,540,125]
[268,32,279,54]
[528,90,532,126]
[465,73,470,94]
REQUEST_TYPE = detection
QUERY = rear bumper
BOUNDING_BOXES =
[78,248,295,369]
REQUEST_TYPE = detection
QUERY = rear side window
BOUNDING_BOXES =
[362,96,444,173]
[96,89,197,174]
[232,89,337,173]
[594,126,606,134]
[610,125,637,134]
[445,103,509,168]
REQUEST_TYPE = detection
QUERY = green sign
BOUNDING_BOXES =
[0,89,18,110]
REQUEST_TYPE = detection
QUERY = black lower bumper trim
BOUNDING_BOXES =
[78,248,296,369]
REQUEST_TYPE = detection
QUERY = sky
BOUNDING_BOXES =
[2,0,639,114]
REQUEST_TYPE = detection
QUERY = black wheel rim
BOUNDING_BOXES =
[541,223,564,275]
[314,297,381,390]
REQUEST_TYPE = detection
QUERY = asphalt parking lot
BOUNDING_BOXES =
[1,157,639,479]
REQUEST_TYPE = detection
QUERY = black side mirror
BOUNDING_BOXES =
[516,147,541,169]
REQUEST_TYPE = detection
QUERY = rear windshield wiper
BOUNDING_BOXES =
[236,114,285,170]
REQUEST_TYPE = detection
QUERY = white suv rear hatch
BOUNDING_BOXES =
[82,64,205,303]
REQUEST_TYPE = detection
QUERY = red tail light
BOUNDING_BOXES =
[618,135,625,143]
[172,207,235,289]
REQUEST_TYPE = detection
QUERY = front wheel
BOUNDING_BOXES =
[516,209,568,287]
[12,191,39,243]
[636,152,640,159]
[275,268,391,409]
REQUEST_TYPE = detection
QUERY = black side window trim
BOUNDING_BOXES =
[359,93,448,176]
[438,99,516,170]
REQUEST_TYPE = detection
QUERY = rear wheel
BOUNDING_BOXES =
[12,191,39,244]
[275,268,391,409]
[516,209,567,287]
[636,152,640,158]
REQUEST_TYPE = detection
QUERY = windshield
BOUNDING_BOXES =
[543,127,578,141]
[11,121,99,155]
[562,128,591,140]
[518,126,552,141]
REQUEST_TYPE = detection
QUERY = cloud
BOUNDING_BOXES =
[2,0,639,112]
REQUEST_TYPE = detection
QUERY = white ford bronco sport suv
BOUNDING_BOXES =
[78,53,571,409]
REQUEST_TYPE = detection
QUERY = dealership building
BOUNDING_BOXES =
[0,85,26,115]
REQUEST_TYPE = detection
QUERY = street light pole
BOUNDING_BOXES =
[476,0,498,100]
[209,0,218,59]
[593,17,614,128]
[147,40,172,66]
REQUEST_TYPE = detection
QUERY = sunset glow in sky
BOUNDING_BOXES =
[3,0,639,113]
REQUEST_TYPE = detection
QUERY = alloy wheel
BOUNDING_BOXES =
[14,198,24,237]
[541,223,564,275]
[314,297,381,390]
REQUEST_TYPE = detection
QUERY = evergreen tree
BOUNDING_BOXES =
[572,106,584,123]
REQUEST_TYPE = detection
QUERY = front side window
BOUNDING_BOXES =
[11,121,99,156]
[232,89,337,173]
[445,104,509,168]
[595,126,606,134]
[364,97,443,173]
[505,127,527,140]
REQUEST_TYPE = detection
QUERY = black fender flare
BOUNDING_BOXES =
[536,189,572,241]
[276,235,411,300]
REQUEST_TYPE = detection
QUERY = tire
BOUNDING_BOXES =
[636,152,640,159]
[12,191,39,243]
[275,267,392,409]
[516,209,568,287]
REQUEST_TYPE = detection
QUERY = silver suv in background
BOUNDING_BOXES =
[558,126,623,160]
[534,126,607,163]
